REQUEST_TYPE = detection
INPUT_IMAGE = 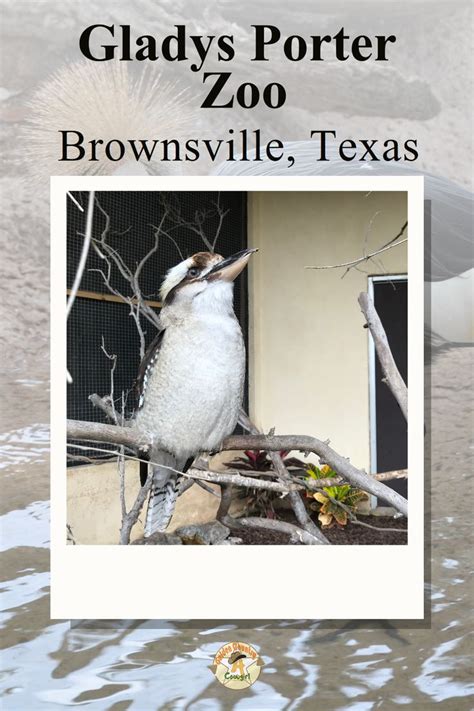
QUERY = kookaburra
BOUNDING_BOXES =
[133,247,256,536]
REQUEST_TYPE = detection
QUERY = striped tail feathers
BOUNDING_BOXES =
[145,472,181,536]
[144,451,183,537]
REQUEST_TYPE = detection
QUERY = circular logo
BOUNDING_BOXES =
[210,641,263,690]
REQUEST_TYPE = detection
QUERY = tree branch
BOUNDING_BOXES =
[119,467,153,545]
[305,238,407,272]
[304,216,408,278]
[358,292,408,421]
[66,420,408,517]
[67,191,95,319]
[223,513,330,546]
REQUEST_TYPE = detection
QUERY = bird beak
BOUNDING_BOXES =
[206,248,258,282]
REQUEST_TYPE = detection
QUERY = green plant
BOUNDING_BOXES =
[223,449,307,517]
[306,464,367,528]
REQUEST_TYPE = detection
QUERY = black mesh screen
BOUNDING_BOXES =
[67,190,248,461]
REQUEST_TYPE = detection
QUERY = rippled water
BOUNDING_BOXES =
[1,348,473,709]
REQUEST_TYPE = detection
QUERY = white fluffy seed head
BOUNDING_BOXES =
[22,61,195,180]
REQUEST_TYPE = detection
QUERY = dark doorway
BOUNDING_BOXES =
[370,277,408,500]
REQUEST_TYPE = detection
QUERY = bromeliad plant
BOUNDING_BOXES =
[223,449,307,518]
[306,464,368,528]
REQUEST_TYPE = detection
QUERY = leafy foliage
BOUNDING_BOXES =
[223,449,307,517]
[306,464,367,528]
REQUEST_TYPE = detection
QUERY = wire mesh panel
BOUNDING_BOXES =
[67,190,248,462]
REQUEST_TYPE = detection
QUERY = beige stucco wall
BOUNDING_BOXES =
[67,452,242,545]
[248,191,408,473]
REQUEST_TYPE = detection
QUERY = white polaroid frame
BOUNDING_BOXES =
[51,175,424,620]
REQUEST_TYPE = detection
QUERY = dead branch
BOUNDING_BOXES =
[358,292,408,421]
[118,446,127,522]
[230,418,329,544]
[66,443,407,495]
[66,524,76,545]
[216,482,328,545]
[223,467,407,488]
[86,193,230,369]
[268,448,328,543]
[67,190,95,383]
[305,216,407,278]
[305,238,407,273]
[67,420,149,449]
[185,468,297,494]
[164,191,229,253]
[99,338,119,424]
[224,513,329,545]
[66,420,408,517]
[381,220,408,248]
[67,191,95,319]
[89,199,162,359]
[350,519,406,534]
[119,468,153,545]
[88,393,128,425]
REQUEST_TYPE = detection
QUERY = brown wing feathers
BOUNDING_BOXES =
[134,329,165,411]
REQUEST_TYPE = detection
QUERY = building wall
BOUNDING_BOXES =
[248,191,408,473]
[67,452,243,545]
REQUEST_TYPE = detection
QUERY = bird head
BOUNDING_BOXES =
[160,248,257,313]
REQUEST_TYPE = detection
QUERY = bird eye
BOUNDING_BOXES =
[188,267,200,277]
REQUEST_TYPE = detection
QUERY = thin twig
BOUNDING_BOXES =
[381,220,408,248]
[118,446,127,521]
[66,444,408,499]
[305,238,407,271]
[100,338,118,424]
[350,519,407,533]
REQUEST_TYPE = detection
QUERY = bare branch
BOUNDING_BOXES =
[358,292,408,421]
[67,420,149,449]
[222,434,408,516]
[305,238,407,272]
[233,416,329,543]
[66,421,408,517]
[119,468,153,545]
[185,468,296,493]
[211,194,229,251]
[268,448,328,543]
[349,519,407,534]
[67,191,95,319]
[224,467,407,489]
[66,443,407,495]
[100,338,118,424]
[216,480,327,545]
[89,393,118,422]
[90,198,161,356]
[223,513,329,546]
[162,192,228,253]
[381,220,408,248]
[118,446,127,522]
